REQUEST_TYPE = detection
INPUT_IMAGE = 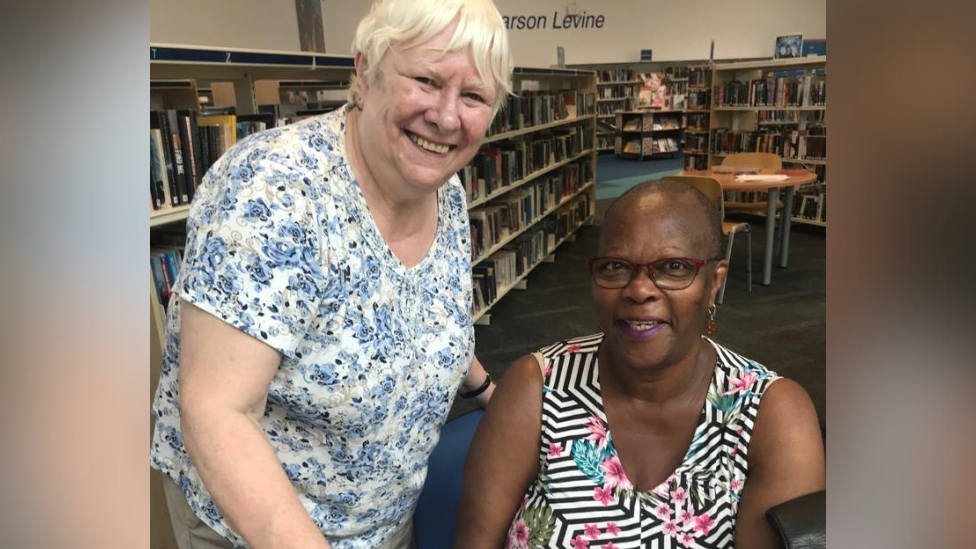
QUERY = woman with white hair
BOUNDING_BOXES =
[149,1,513,548]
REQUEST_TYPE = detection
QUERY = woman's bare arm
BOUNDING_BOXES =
[179,301,332,549]
[455,354,545,548]
[734,378,826,548]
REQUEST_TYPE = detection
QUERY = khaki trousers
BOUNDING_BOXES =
[162,475,416,549]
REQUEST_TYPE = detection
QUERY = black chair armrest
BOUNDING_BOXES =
[765,490,826,549]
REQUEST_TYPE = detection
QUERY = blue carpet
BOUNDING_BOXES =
[596,153,685,200]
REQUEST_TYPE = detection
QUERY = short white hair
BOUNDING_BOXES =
[349,0,513,117]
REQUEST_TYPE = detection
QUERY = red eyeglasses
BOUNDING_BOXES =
[588,257,716,290]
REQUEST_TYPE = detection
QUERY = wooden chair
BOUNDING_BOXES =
[663,175,751,304]
[721,152,782,171]
[721,152,783,213]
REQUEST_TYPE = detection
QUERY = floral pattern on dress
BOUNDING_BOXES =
[150,103,475,549]
[504,333,779,548]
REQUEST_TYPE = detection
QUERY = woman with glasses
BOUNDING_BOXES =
[456,180,824,549]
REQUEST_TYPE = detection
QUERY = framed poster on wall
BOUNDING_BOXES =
[774,34,803,59]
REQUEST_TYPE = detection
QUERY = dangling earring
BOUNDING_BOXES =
[707,304,717,335]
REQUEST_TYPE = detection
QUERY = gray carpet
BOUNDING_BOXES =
[451,210,826,437]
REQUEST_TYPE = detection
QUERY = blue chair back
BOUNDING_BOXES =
[413,408,485,549]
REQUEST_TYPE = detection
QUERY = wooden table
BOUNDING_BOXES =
[678,169,818,285]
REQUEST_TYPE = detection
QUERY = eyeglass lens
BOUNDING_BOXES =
[591,258,699,289]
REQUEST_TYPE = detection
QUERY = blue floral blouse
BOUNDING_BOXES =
[150,104,475,548]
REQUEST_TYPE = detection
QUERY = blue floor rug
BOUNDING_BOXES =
[596,153,685,200]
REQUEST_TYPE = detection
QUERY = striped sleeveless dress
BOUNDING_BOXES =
[505,333,780,549]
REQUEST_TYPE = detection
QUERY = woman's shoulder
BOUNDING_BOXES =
[538,332,604,361]
[211,106,349,180]
[707,338,779,378]
[704,338,785,406]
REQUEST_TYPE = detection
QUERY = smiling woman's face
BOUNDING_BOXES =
[594,192,727,371]
[353,22,496,199]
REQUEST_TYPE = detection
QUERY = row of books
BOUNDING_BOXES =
[459,125,592,203]
[469,161,591,261]
[684,154,709,171]
[150,248,183,310]
[472,229,547,313]
[685,90,711,111]
[665,66,691,79]
[620,115,682,132]
[686,112,709,131]
[710,127,827,161]
[684,134,708,152]
[472,193,592,315]
[597,69,635,83]
[597,134,614,150]
[150,110,278,211]
[487,91,596,136]
[150,110,211,209]
[619,137,678,155]
[720,188,826,224]
[597,99,636,116]
[599,86,637,99]
[758,110,799,125]
[651,138,680,153]
[793,186,826,222]
[257,101,343,126]
[802,127,826,160]
[688,67,712,88]
[713,75,826,108]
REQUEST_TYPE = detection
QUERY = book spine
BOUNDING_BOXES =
[177,112,199,202]
[152,112,180,206]
[166,110,188,204]
[149,132,164,210]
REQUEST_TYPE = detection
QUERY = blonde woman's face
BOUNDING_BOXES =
[355,24,496,198]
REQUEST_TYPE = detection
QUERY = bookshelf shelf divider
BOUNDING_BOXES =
[709,56,827,226]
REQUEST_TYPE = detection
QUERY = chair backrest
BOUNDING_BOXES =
[662,175,725,221]
[720,152,782,171]
[413,408,485,549]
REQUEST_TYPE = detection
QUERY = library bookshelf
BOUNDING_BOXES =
[708,56,827,226]
[684,64,712,170]
[614,109,683,160]
[593,69,640,152]
[568,60,725,156]
[462,66,598,325]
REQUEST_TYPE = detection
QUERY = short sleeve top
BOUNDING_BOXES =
[150,104,475,548]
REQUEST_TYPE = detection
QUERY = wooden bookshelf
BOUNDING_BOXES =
[472,181,594,265]
[711,152,826,166]
[466,69,598,324]
[467,149,593,209]
[483,114,593,144]
[683,64,712,170]
[614,110,683,160]
[149,205,190,227]
[473,213,593,325]
[597,80,641,86]
[709,56,827,226]
[713,106,826,112]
